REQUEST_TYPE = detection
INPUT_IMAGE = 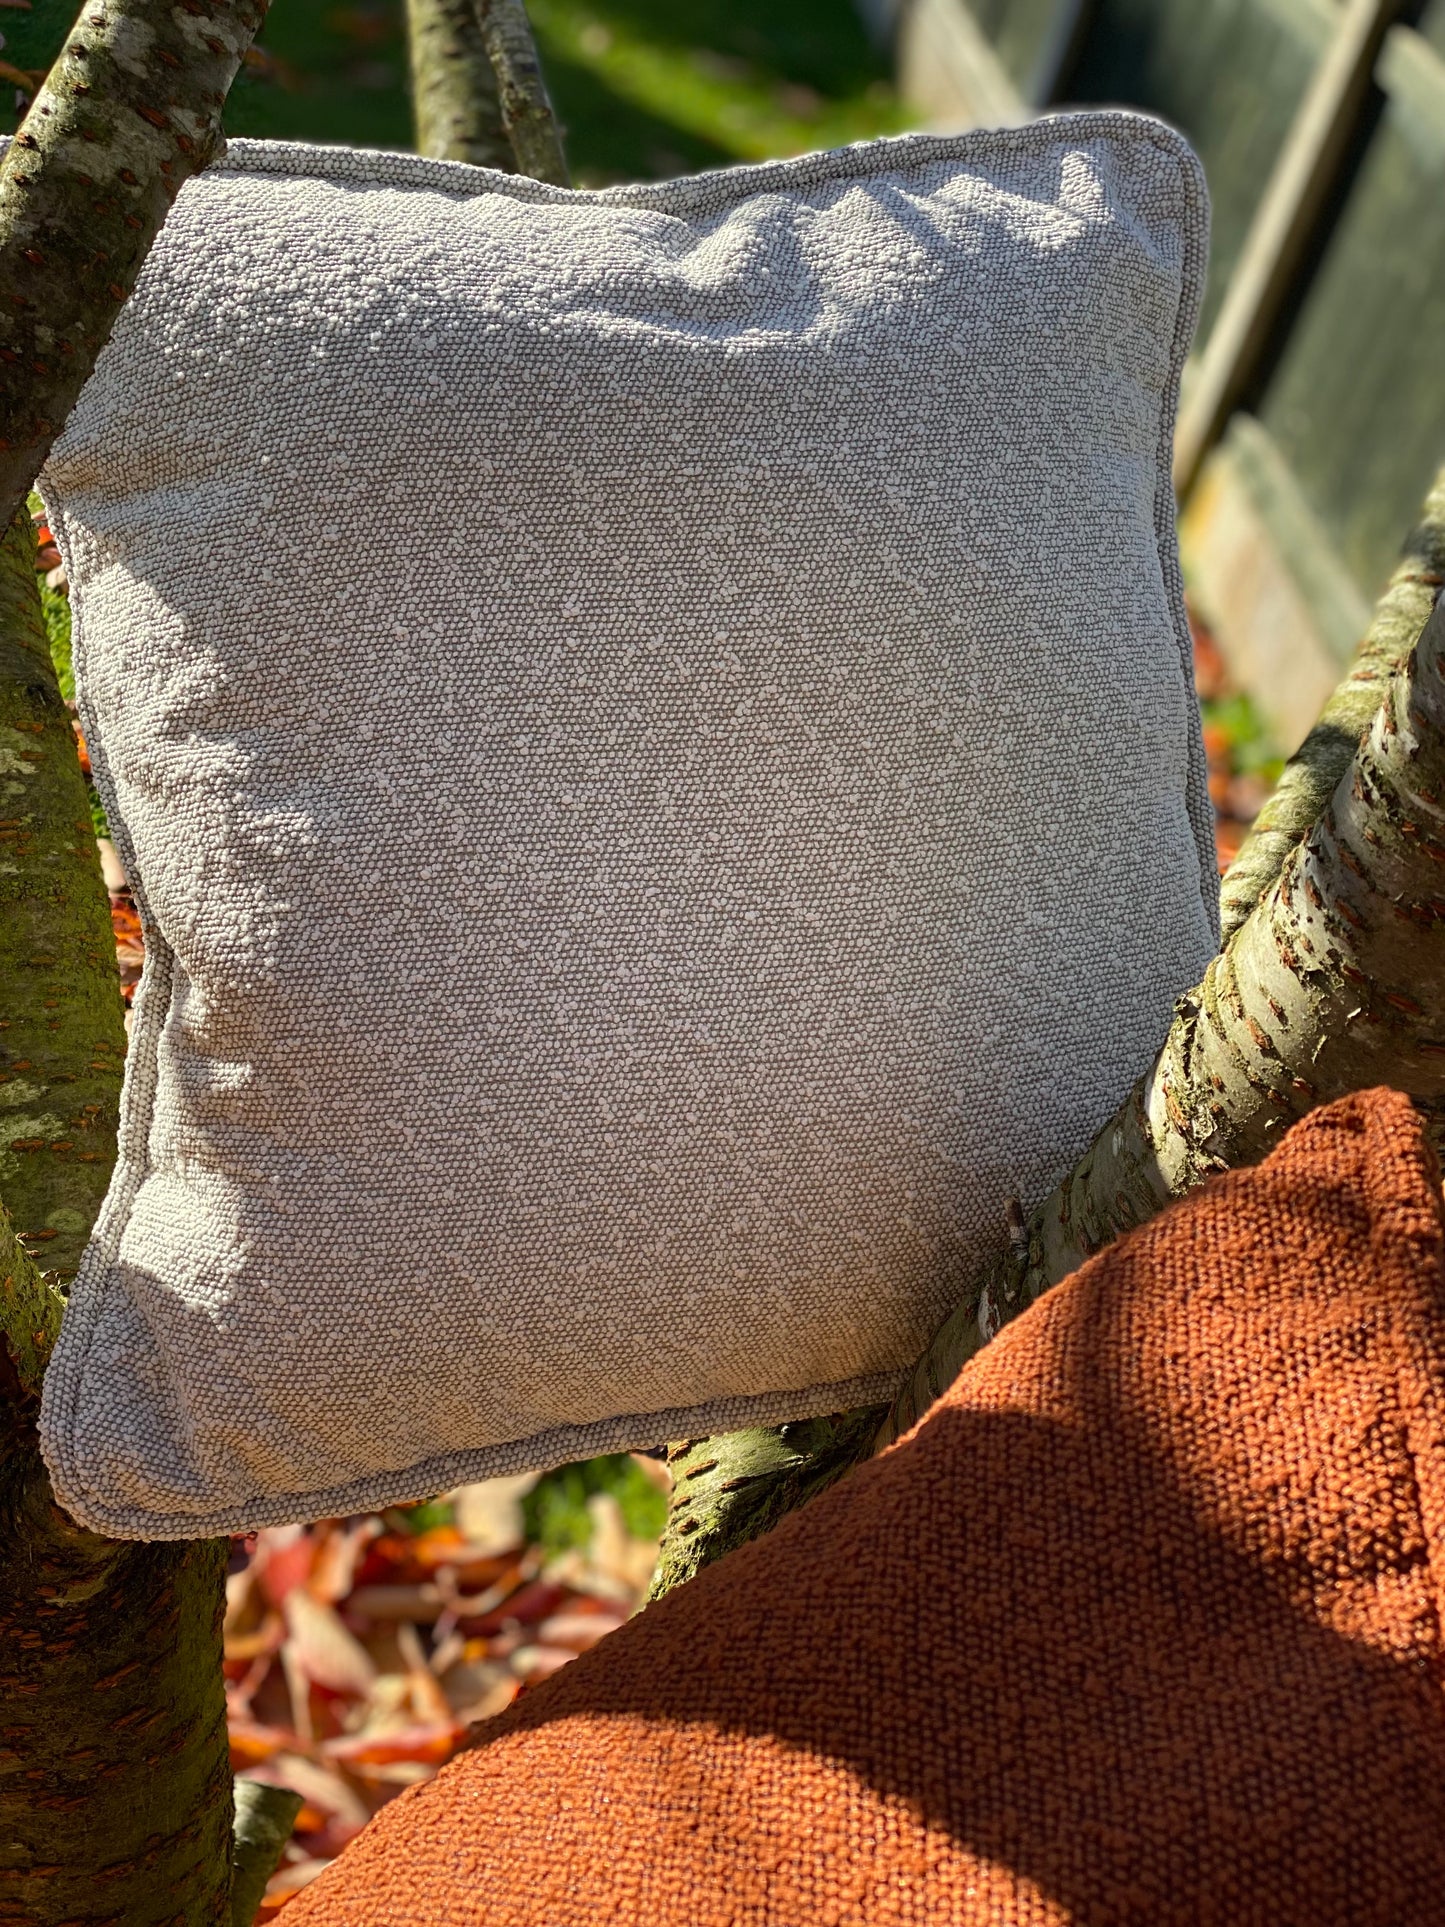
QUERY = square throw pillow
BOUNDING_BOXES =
[38,114,1217,1540]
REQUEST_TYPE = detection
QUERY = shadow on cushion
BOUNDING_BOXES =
[285,1088,1445,1926]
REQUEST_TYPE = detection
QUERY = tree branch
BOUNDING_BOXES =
[471,0,569,186]
[1218,466,1445,940]
[0,8,272,1913]
[0,504,239,1927]
[229,1781,305,1927]
[647,1407,887,1603]
[0,508,125,1292]
[405,0,513,169]
[878,585,1445,1446]
[0,0,269,528]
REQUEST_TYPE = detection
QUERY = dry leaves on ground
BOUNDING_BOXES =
[228,1472,667,1916]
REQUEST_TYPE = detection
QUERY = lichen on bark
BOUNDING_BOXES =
[0,0,269,526]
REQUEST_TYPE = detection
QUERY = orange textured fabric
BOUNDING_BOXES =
[287,1089,1445,1926]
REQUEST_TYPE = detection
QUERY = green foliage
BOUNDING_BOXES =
[523,1452,667,1554]
[28,508,110,840]
[390,1496,456,1533]
[529,0,904,185]
[1201,687,1285,782]
[0,0,69,138]
[14,0,899,188]
[224,3,415,151]
[4,1,901,186]
[39,576,71,701]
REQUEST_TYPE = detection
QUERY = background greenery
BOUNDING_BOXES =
[1,0,903,183]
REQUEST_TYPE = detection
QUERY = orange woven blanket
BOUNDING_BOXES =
[288,1089,1445,1925]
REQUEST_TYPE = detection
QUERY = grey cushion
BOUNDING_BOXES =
[38,116,1216,1540]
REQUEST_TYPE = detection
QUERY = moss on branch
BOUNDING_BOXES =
[0,510,124,1293]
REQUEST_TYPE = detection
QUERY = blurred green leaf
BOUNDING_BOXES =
[523,1453,667,1554]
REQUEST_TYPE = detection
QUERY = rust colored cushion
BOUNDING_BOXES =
[286,1089,1445,1926]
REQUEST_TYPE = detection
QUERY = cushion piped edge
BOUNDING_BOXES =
[44,1355,905,1542]
[209,107,1222,937]
[35,108,1215,1540]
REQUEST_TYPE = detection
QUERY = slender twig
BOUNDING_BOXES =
[472,0,570,186]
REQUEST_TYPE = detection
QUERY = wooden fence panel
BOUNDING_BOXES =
[967,0,1077,93]
[1254,23,1445,598]
[1063,0,1335,331]
[883,0,1443,745]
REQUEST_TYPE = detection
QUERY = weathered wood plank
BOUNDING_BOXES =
[896,0,1029,127]
[1066,0,1332,331]
[1174,0,1411,494]
[1182,414,1372,750]
[1254,24,1445,597]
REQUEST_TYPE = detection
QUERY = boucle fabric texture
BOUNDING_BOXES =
[286,1088,1445,1927]
[39,116,1217,1540]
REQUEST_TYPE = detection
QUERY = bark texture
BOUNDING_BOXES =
[0,511,124,1287]
[0,1447,233,1926]
[472,0,569,186]
[0,0,268,528]
[647,1407,886,1603]
[229,1783,303,1927]
[405,0,512,169]
[1219,466,1445,940]
[649,476,1445,1595]
[0,12,272,1896]
[0,512,237,1926]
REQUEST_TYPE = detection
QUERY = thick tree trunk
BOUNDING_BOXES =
[0,0,268,528]
[405,0,513,169]
[0,6,272,1919]
[652,473,1445,1596]
[0,514,123,1285]
[0,514,237,1925]
[0,1437,234,1925]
